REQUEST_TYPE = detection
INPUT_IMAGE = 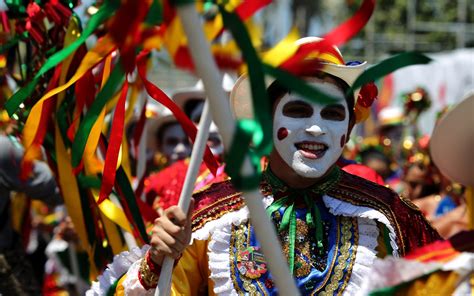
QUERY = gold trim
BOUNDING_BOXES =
[229,223,245,296]
[310,216,341,294]
[338,218,359,295]
[138,258,159,288]
[193,192,242,218]
[319,217,355,296]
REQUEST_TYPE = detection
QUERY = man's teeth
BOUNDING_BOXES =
[298,143,325,151]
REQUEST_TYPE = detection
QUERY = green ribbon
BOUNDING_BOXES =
[115,167,149,244]
[348,52,433,95]
[264,167,340,274]
[144,0,163,26]
[170,0,195,6]
[71,62,125,168]
[5,0,120,116]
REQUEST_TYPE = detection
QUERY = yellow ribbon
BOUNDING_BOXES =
[262,27,300,66]
[22,34,116,157]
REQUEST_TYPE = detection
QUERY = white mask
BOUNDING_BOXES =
[160,123,191,164]
[272,80,350,178]
[207,122,224,157]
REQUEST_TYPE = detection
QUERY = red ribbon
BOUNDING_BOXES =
[235,0,272,20]
[136,51,219,175]
[109,0,149,73]
[98,81,129,204]
[281,0,375,70]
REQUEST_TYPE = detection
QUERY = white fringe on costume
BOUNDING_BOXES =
[86,245,149,296]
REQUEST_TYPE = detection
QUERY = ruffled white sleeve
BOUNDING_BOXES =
[86,245,151,296]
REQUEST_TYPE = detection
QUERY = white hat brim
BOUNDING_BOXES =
[430,91,474,186]
[146,113,177,150]
[172,90,206,110]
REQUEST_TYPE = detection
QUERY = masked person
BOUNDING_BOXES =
[149,110,192,168]
[88,38,440,295]
[144,77,233,212]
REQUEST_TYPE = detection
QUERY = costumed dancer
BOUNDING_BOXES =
[144,76,233,213]
[87,38,441,295]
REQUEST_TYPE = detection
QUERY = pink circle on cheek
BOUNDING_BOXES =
[340,134,346,148]
[277,127,288,141]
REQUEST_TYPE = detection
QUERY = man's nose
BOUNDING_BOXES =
[306,125,325,136]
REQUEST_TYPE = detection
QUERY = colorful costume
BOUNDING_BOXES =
[88,167,440,295]
[145,159,227,211]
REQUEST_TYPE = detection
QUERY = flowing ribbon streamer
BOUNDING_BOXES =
[109,0,150,72]
[20,64,62,180]
[98,81,129,203]
[55,125,98,276]
[67,70,96,141]
[136,51,219,175]
[71,60,125,169]
[19,35,116,167]
[219,6,270,189]
[81,54,114,175]
[348,52,433,93]
[281,0,376,70]
[21,16,82,179]
[5,0,120,115]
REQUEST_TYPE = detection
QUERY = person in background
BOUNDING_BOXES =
[0,121,62,295]
[149,110,192,169]
[144,75,233,213]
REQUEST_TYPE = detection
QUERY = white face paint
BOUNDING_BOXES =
[208,122,224,157]
[160,123,191,164]
[272,79,349,178]
[190,101,224,158]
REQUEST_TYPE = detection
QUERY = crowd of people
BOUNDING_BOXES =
[1,36,471,295]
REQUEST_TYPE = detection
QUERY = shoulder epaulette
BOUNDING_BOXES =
[191,180,245,232]
[328,170,441,255]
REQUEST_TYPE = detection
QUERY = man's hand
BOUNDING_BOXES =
[149,199,195,265]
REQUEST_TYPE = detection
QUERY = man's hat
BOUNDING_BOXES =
[147,73,236,150]
[146,104,176,151]
[230,37,367,120]
[172,73,236,115]
[430,91,474,186]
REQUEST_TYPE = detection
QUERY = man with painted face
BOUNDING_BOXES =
[89,38,440,295]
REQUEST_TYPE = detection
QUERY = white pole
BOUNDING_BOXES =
[155,100,213,295]
[172,4,299,296]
